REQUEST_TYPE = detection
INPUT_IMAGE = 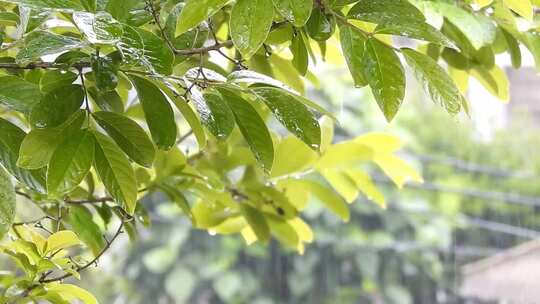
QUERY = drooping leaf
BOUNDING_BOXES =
[0,167,15,239]
[402,48,462,114]
[67,205,104,256]
[375,21,455,48]
[47,129,95,196]
[252,86,321,150]
[18,110,85,170]
[230,0,274,59]
[73,11,123,45]
[339,25,368,87]
[1,0,84,11]
[175,0,230,35]
[91,55,118,91]
[16,31,84,64]
[40,70,78,93]
[0,76,42,113]
[120,26,174,75]
[93,131,137,214]
[217,87,274,171]
[0,118,46,192]
[199,90,236,140]
[272,0,313,27]
[306,7,335,42]
[155,81,207,150]
[290,33,309,76]
[88,87,124,113]
[93,111,156,167]
[240,204,270,242]
[128,74,177,150]
[347,0,424,23]
[362,38,405,122]
[105,0,139,21]
[30,84,85,129]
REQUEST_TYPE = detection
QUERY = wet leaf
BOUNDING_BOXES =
[230,0,274,59]
[273,0,313,27]
[30,84,85,129]
[0,76,42,113]
[16,31,84,64]
[0,167,15,239]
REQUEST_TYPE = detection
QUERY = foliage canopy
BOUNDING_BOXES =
[0,0,537,302]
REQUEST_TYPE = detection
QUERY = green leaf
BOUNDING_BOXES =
[339,25,368,87]
[0,76,42,113]
[175,0,230,35]
[67,206,104,256]
[16,31,84,64]
[428,2,496,49]
[0,118,46,192]
[73,11,123,44]
[306,7,335,41]
[93,131,137,214]
[88,87,124,113]
[502,29,521,69]
[217,87,274,171]
[2,0,84,11]
[158,183,193,221]
[402,48,462,114]
[0,167,15,239]
[272,0,313,27]
[230,0,274,59]
[375,21,455,48]
[128,74,177,150]
[470,65,509,102]
[155,81,207,150]
[91,56,118,91]
[347,0,424,23]
[47,129,94,196]
[18,110,85,170]
[120,26,174,75]
[252,87,321,150]
[199,90,236,140]
[290,33,309,76]
[105,0,139,21]
[93,111,156,167]
[240,204,270,242]
[40,70,78,93]
[362,38,405,122]
[30,84,85,129]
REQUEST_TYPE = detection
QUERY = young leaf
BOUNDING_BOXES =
[200,90,236,140]
[0,76,42,113]
[230,0,274,59]
[217,87,274,171]
[128,74,177,150]
[362,38,405,122]
[252,86,321,150]
[47,129,95,196]
[92,111,156,167]
[402,48,462,114]
[93,131,137,214]
[0,167,15,239]
[30,84,85,129]
[272,0,313,27]
[175,0,230,35]
[43,231,81,254]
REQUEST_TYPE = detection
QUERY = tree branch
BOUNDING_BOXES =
[40,219,127,283]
